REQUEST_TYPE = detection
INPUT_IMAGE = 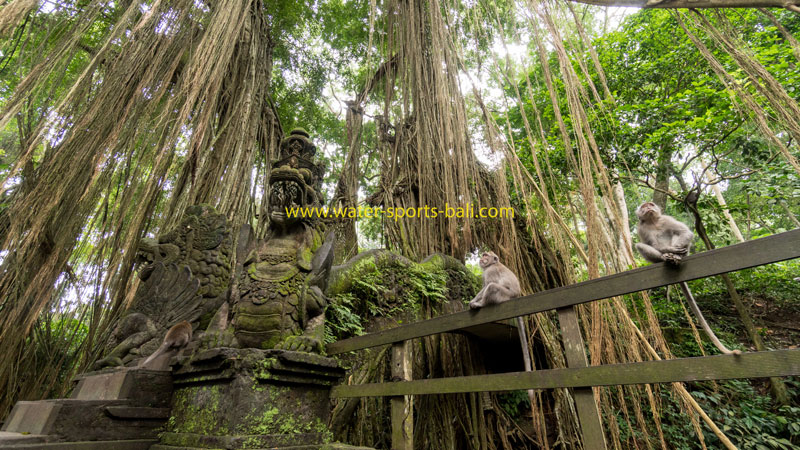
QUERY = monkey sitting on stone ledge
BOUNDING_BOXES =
[138,320,193,370]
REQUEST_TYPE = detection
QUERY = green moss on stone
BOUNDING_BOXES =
[170,384,228,435]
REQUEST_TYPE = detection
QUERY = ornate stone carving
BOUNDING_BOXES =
[223,128,334,353]
[156,129,339,449]
[95,205,233,368]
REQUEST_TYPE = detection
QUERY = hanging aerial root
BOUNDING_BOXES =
[678,282,742,356]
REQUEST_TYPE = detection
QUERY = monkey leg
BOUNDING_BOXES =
[480,282,517,307]
[679,282,741,355]
[635,243,667,264]
[469,286,488,309]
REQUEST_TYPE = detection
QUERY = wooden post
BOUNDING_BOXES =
[391,340,413,450]
[557,307,608,450]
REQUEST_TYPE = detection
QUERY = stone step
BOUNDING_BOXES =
[0,432,52,446]
[1,401,63,435]
[1,400,167,442]
[0,438,156,449]
[159,431,328,448]
[72,368,172,407]
[151,444,375,450]
[104,406,171,420]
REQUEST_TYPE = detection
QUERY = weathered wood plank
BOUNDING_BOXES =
[390,341,413,450]
[557,307,607,450]
[328,229,800,355]
[330,349,800,398]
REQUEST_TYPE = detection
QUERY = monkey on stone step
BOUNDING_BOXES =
[635,202,741,355]
[469,251,521,309]
[139,320,193,369]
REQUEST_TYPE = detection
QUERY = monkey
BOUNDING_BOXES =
[635,202,741,356]
[469,251,521,310]
[635,202,693,266]
[469,250,537,408]
[139,320,193,369]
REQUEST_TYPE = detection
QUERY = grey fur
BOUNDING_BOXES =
[469,251,521,309]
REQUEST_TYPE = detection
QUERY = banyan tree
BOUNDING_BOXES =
[0,0,798,448]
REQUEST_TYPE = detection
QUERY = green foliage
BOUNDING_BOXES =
[325,293,365,344]
[694,380,800,449]
[685,259,800,313]
[26,314,89,394]
[506,7,800,258]
[497,390,530,420]
[324,254,451,342]
[639,259,800,360]
[612,379,800,449]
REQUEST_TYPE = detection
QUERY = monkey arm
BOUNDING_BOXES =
[468,286,487,309]
[470,282,517,309]
[469,285,488,305]
[664,217,693,254]
[668,232,693,254]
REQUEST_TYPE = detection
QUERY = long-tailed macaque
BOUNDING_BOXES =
[469,250,536,408]
[635,202,741,355]
[139,320,193,369]
[469,251,521,309]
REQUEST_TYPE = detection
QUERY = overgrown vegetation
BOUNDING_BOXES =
[0,0,798,447]
[325,253,456,343]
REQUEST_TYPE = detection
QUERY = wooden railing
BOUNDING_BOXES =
[327,228,800,450]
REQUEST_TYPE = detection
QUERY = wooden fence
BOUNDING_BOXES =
[327,228,800,450]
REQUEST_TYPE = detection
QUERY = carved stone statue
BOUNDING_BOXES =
[94,205,233,368]
[225,128,334,353]
[96,129,333,370]
[12,130,344,450]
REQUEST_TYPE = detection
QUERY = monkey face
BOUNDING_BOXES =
[479,251,499,269]
[637,202,661,220]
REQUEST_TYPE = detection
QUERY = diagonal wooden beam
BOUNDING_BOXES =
[327,229,800,355]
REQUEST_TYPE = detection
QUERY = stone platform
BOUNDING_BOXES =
[0,368,172,449]
[153,347,347,450]
[1,349,373,450]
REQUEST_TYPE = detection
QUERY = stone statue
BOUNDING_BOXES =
[94,205,233,368]
[75,130,342,450]
[201,128,335,354]
[96,128,334,370]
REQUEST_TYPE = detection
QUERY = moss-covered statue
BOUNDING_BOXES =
[94,205,233,368]
[206,128,335,353]
[95,128,333,369]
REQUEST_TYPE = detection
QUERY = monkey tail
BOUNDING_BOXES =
[679,282,741,356]
[139,341,171,368]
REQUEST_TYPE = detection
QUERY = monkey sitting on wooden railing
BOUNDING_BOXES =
[634,202,741,355]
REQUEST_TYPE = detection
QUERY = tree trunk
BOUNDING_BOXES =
[329,101,362,264]
[779,200,800,229]
[706,176,745,242]
[653,146,671,212]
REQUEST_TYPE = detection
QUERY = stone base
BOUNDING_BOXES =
[0,437,156,449]
[152,443,374,450]
[0,368,172,448]
[160,347,346,450]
